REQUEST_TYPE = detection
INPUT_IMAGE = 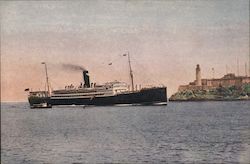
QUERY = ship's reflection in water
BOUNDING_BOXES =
[1,101,250,163]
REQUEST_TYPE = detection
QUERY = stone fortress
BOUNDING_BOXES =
[178,64,250,92]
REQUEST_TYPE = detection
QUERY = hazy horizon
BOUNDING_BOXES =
[1,0,249,101]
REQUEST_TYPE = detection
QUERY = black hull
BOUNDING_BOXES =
[28,87,167,108]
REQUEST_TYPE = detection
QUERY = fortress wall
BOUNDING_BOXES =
[178,85,213,92]
[177,65,250,92]
[208,77,250,87]
[202,79,208,86]
[208,79,239,87]
[242,77,250,83]
[178,77,250,92]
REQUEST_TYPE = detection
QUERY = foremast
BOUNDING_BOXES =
[41,62,50,96]
[124,52,134,91]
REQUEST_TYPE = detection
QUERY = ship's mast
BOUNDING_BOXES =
[41,62,50,96]
[124,52,134,91]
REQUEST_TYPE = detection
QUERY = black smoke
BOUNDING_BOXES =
[61,63,86,71]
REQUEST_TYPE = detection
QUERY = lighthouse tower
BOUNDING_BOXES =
[196,64,202,86]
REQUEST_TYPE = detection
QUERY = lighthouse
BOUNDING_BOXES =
[196,64,202,86]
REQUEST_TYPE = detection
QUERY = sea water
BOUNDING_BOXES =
[1,101,250,163]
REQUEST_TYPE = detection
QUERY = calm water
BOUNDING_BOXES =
[1,101,250,163]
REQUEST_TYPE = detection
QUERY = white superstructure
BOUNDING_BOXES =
[50,81,129,99]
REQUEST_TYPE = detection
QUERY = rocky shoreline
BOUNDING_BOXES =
[170,84,250,101]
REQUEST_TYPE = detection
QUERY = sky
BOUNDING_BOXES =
[1,0,249,102]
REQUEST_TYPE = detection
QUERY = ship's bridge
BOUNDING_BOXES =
[106,81,129,94]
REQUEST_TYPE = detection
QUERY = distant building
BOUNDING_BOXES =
[178,65,250,92]
[195,64,202,86]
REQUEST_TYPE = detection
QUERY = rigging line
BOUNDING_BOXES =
[109,54,125,65]
[48,78,58,90]
[100,54,131,81]
[99,53,163,86]
[131,57,163,85]
[100,54,124,66]
[49,77,78,90]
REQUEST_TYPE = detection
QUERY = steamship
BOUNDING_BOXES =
[26,53,167,108]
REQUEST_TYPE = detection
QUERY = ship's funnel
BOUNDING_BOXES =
[83,71,90,88]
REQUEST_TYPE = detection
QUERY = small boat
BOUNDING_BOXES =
[30,102,52,109]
